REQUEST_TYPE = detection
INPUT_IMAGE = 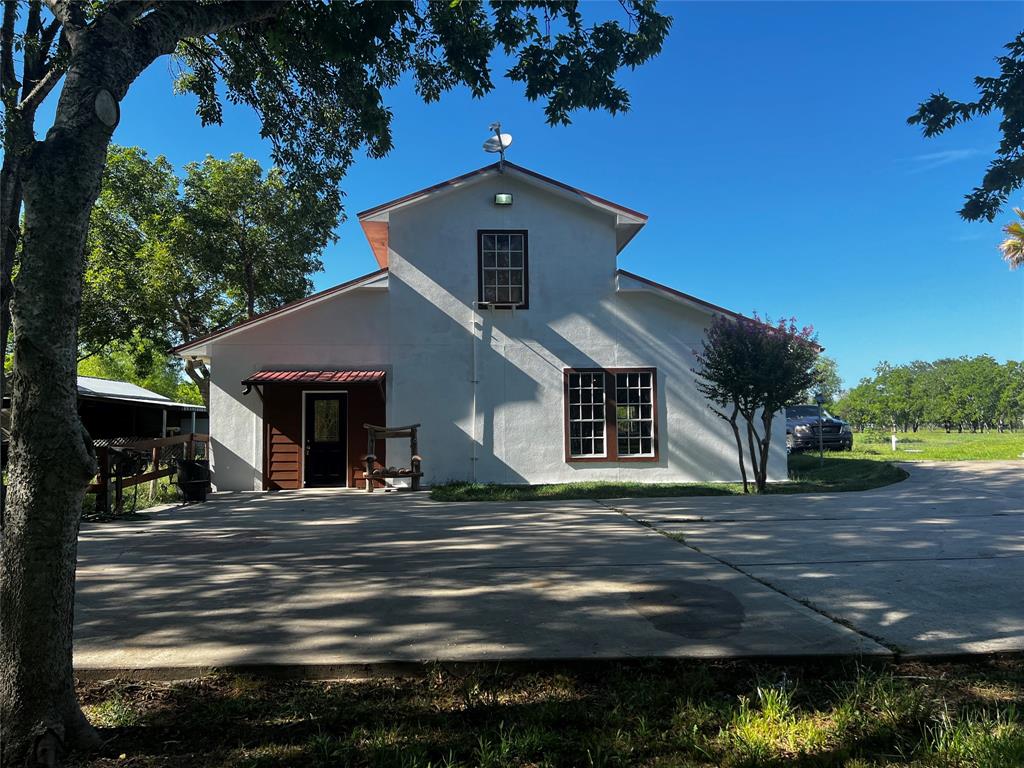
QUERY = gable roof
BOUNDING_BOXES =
[358,161,648,267]
[616,269,824,351]
[615,270,749,322]
[171,268,389,357]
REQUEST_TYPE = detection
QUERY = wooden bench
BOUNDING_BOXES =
[363,423,423,492]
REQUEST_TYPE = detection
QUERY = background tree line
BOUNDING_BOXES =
[832,356,1024,433]
[79,144,338,406]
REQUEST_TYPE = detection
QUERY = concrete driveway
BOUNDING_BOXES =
[74,489,882,674]
[608,461,1024,656]
[74,461,1022,672]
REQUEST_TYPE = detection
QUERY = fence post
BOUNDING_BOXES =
[95,447,109,515]
[114,457,124,515]
[149,446,160,502]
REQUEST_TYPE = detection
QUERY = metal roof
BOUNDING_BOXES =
[242,370,386,385]
[77,376,206,411]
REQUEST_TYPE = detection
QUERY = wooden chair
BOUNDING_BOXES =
[363,423,423,492]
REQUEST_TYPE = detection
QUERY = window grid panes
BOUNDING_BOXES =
[615,372,654,456]
[567,372,606,457]
[480,232,526,306]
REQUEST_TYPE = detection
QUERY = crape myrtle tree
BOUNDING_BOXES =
[0,2,671,764]
[908,30,1024,267]
[693,314,819,494]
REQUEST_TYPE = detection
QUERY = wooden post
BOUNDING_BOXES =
[365,426,375,493]
[95,447,109,515]
[410,426,420,491]
[113,456,124,514]
[149,446,160,501]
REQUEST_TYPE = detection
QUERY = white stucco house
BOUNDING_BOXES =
[173,161,786,491]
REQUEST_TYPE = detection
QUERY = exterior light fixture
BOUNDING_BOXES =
[494,193,513,206]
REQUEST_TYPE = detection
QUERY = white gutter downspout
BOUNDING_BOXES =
[470,303,482,481]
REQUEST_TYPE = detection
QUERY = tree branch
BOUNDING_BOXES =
[132,1,282,64]
[16,29,67,114]
[1,1,18,96]
[42,0,85,33]
[38,16,62,58]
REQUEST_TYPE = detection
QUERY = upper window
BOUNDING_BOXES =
[565,368,658,461]
[478,230,528,308]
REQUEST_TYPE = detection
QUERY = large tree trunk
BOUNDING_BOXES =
[184,357,211,410]
[0,52,119,768]
[725,404,748,494]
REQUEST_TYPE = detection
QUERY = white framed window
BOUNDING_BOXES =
[564,368,658,462]
[478,230,528,308]
[615,371,655,457]
[566,371,607,458]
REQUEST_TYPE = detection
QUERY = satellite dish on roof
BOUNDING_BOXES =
[483,122,512,171]
[483,134,512,153]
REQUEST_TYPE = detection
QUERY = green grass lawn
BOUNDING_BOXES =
[72,659,1024,767]
[431,429,1022,503]
[845,428,1024,462]
[431,455,907,503]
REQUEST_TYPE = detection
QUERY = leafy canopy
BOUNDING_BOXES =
[171,1,672,201]
[908,31,1024,222]
[694,314,820,421]
[81,145,334,375]
[833,356,1024,432]
[693,313,819,493]
[181,153,336,319]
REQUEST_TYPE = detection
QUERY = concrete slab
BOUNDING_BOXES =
[611,460,1024,656]
[74,490,882,671]
[606,461,1024,524]
[744,558,1024,656]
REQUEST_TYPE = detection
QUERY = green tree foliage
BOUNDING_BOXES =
[81,146,337,405]
[999,207,1024,270]
[80,146,178,361]
[833,356,1024,432]
[908,31,1024,223]
[694,315,819,493]
[800,355,841,404]
[181,153,337,319]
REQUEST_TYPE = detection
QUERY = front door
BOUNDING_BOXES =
[304,392,347,486]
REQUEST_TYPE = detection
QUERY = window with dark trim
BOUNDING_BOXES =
[564,368,658,462]
[478,230,528,308]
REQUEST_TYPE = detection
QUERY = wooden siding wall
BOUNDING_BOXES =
[263,385,303,490]
[262,383,386,490]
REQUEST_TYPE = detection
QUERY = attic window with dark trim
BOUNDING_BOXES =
[564,368,658,462]
[478,230,528,308]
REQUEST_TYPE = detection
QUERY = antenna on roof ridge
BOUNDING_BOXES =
[482,121,512,172]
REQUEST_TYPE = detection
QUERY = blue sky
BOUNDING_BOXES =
[79,1,1024,387]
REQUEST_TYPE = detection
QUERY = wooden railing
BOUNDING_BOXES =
[88,433,209,514]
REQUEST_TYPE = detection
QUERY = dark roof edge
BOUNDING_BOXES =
[357,161,648,222]
[171,268,388,355]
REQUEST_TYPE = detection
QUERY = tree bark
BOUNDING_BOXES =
[0,27,126,765]
[184,357,210,409]
[726,403,748,493]
[1,4,283,763]
[744,417,763,493]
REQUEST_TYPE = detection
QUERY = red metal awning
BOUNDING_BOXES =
[242,369,386,385]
